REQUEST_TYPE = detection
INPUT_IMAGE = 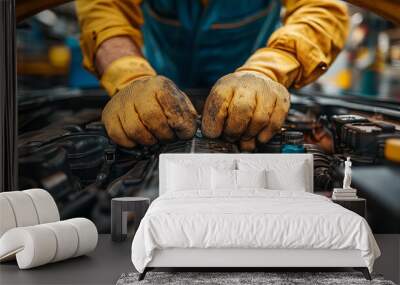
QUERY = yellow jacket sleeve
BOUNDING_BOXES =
[237,0,349,89]
[75,0,144,74]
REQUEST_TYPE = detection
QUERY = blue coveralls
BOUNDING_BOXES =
[141,0,281,89]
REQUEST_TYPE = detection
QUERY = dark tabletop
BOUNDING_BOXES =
[0,234,133,285]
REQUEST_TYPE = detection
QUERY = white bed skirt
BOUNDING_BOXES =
[148,248,366,268]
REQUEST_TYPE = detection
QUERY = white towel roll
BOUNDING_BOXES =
[0,192,39,227]
[24,189,60,223]
[0,196,17,237]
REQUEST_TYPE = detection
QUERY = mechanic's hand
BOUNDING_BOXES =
[102,76,198,148]
[202,72,290,151]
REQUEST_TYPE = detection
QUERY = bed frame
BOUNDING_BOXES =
[140,248,371,280]
[139,154,371,280]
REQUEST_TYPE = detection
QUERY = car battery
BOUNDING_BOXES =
[342,122,395,156]
[331,115,369,149]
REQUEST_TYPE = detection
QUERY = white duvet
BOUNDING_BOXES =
[131,190,380,273]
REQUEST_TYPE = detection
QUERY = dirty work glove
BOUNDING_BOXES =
[202,71,290,151]
[101,56,198,148]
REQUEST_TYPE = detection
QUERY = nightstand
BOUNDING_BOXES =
[111,197,150,242]
[332,197,366,218]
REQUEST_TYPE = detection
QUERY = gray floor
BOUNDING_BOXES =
[0,235,133,285]
[1,235,399,285]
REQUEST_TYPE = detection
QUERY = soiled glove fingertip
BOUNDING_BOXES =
[257,130,274,144]
[176,120,198,140]
[240,138,256,152]
[201,125,220,139]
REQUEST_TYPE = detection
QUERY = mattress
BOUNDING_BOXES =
[131,190,380,273]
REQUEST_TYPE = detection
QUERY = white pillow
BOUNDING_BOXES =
[167,158,236,170]
[211,168,237,190]
[238,159,309,192]
[236,169,267,189]
[167,163,211,191]
[266,162,307,191]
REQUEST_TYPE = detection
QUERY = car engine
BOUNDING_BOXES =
[17,89,400,233]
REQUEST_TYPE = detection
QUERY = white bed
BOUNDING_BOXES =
[131,154,380,280]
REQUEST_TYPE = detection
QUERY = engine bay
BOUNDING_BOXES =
[17,89,400,233]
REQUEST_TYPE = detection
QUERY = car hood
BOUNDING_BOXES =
[16,0,399,25]
[17,0,71,22]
